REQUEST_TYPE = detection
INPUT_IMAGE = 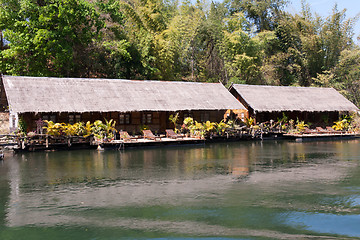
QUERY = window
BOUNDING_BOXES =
[125,114,131,124]
[75,114,81,123]
[142,113,152,124]
[43,114,56,122]
[50,115,56,122]
[69,114,74,124]
[119,114,125,124]
[68,113,81,124]
[119,113,131,124]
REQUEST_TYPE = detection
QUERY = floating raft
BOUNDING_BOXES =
[283,133,357,142]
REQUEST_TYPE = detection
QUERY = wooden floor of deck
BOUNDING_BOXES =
[283,133,357,141]
[98,137,206,149]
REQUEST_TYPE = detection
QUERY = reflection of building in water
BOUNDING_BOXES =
[230,147,250,178]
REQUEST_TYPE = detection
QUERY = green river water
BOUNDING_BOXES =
[0,140,360,239]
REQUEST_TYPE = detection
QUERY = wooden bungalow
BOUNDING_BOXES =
[0,75,245,134]
[228,84,359,125]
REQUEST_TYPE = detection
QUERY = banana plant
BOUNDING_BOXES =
[104,119,117,139]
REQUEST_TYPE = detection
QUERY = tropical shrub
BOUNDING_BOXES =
[169,113,180,133]
[296,120,309,133]
[92,120,107,140]
[18,116,27,135]
[333,119,349,131]
[216,120,231,135]
[244,117,255,127]
[43,120,63,136]
[83,121,93,138]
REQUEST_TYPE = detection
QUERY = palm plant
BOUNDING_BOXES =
[104,119,117,139]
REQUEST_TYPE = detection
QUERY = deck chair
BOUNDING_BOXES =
[315,127,329,133]
[142,130,162,141]
[326,127,342,134]
[119,131,137,142]
[303,127,316,134]
[166,129,184,139]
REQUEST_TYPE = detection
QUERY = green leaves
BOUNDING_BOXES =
[0,0,103,76]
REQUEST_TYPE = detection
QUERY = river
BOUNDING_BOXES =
[0,140,359,239]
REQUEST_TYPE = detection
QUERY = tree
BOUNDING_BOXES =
[0,0,104,77]
[314,49,360,107]
[229,0,288,32]
[221,12,262,84]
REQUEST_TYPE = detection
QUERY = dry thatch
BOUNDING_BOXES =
[2,76,245,113]
[230,84,359,112]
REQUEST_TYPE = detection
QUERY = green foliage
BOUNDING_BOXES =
[43,120,63,136]
[0,0,103,76]
[84,121,93,138]
[18,116,27,135]
[216,120,231,134]
[277,113,289,124]
[333,119,350,131]
[92,119,116,140]
[296,119,309,133]
[183,117,194,127]
[244,117,255,127]
[42,119,116,139]
[169,112,179,132]
[139,124,149,131]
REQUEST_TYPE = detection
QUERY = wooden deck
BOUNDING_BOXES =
[9,131,359,152]
[97,137,206,149]
[283,133,357,142]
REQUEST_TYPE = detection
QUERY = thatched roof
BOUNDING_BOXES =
[230,84,359,112]
[2,75,245,113]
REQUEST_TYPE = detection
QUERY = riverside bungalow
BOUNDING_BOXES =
[0,75,245,134]
[228,84,359,125]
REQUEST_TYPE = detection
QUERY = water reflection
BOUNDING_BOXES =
[0,140,359,239]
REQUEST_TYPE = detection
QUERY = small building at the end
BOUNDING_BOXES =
[228,84,359,125]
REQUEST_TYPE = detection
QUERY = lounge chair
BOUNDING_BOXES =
[326,127,342,134]
[142,130,162,141]
[166,129,184,139]
[119,131,138,142]
[303,127,316,134]
[315,127,329,133]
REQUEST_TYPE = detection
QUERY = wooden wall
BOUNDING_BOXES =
[21,110,228,135]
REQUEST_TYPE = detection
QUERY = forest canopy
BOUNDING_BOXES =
[0,0,359,106]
